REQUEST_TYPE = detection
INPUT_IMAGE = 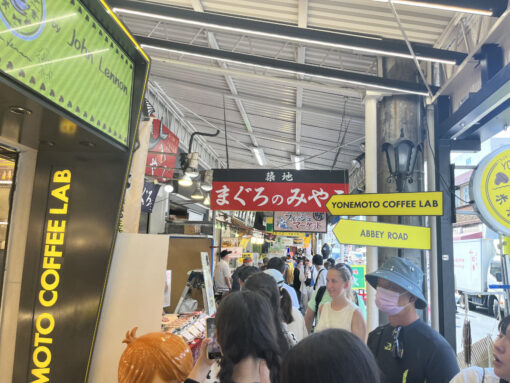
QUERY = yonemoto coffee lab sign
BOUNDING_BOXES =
[0,0,134,145]
[211,169,349,212]
[30,169,72,382]
[471,145,510,236]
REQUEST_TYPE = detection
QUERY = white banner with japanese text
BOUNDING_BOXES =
[211,169,348,212]
[274,211,327,233]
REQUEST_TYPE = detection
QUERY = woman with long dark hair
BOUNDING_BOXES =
[185,291,282,383]
[451,315,510,383]
[244,271,297,349]
[280,328,381,383]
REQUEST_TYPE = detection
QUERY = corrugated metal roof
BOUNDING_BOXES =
[115,0,464,170]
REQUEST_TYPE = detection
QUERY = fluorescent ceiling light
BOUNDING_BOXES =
[251,147,266,166]
[141,44,429,96]
[115,7,457,65]
[292,155,304,170]
[373,0,493,16]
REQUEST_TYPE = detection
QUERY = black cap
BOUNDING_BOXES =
[220,250,232,258]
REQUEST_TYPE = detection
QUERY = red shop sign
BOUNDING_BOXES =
[211,169,349,212]
[145,118,180,182]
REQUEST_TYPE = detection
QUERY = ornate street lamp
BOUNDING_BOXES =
[381,129,422,192]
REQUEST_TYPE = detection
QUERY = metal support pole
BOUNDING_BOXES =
[435,137,457,350]
[426,103,439,331]
[500,235,510,317]
[365,91,380,332]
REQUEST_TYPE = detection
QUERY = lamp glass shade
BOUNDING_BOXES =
[395,140,413,174]
[185,167,199,178]
[178,175,193,187]
[191,185,204,200]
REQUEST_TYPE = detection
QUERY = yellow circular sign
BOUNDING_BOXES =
[472,146,510,235]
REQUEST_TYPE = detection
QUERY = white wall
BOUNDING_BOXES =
[87,233,169,383]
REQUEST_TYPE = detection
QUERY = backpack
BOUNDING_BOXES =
[314,286,327,320]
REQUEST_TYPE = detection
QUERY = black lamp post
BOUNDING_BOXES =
[381,129,422,192]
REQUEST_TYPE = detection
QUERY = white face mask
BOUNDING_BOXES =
[375,287,410,315]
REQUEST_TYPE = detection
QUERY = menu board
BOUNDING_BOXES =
[201,252,216,316]
[0,0,134,145]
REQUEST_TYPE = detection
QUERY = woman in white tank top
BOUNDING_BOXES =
[315,264,367,342]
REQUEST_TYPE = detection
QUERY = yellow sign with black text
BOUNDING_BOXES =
[471,146,510,236]
[333,220,431,250]
[327,192,443,216]
[274,232,306,237]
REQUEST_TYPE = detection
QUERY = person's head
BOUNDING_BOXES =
[280,329,381,383]
[324,261,331,270]
[219,250,232,261]
[263,257,269,265]
[238,266,259,289]
[312,254,323,268]
[326,264,352,300]
[365,257,426,317]
[268,257,285,274]
[321,243,331,258]
[244,272,291,353]
[243,257,253,267]
[216,291,282,383]
[118,327,192,383]
[297,257,304,266]
[304,257,311,267]
[328,258,336,266]
[263,269,294,324]
[494,315,510,381]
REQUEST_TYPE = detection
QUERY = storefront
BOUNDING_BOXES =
[0,1,150,381]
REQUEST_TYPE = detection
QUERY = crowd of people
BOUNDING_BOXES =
[119,250,510,383]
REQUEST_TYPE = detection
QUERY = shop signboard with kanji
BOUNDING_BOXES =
[211,169,348,212]
[274,211,327,233]
[145,118,180,182]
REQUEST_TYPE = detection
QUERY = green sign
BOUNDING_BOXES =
[0,0,134,145]
[351,265,366,290]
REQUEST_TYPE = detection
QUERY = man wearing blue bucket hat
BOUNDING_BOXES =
[366,257,459,383]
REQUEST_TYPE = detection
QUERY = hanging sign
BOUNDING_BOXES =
[211,169,348,212]
[470,145,510,236]
[274,211,327,233]
[0,0,134,145]
[333,220,431,250]
[327,192,443,216]
[141,181,161,213]
[146,118,180,181]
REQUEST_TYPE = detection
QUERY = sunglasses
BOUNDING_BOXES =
[392,326,404,360]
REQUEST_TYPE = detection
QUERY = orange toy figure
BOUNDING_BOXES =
[118,327,193,383]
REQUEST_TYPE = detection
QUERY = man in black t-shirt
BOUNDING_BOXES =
[365,257,459,383]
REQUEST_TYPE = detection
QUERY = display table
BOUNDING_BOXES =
[162,312,209,361]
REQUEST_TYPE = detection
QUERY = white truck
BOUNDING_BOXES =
[454,237,505,319]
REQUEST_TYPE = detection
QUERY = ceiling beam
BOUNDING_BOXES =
[190,0,258,149]
[150,56,363,98]
[151,75,365,122]
[295,0,308,158]
[137,35,436,96]
[111,0,467,65]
